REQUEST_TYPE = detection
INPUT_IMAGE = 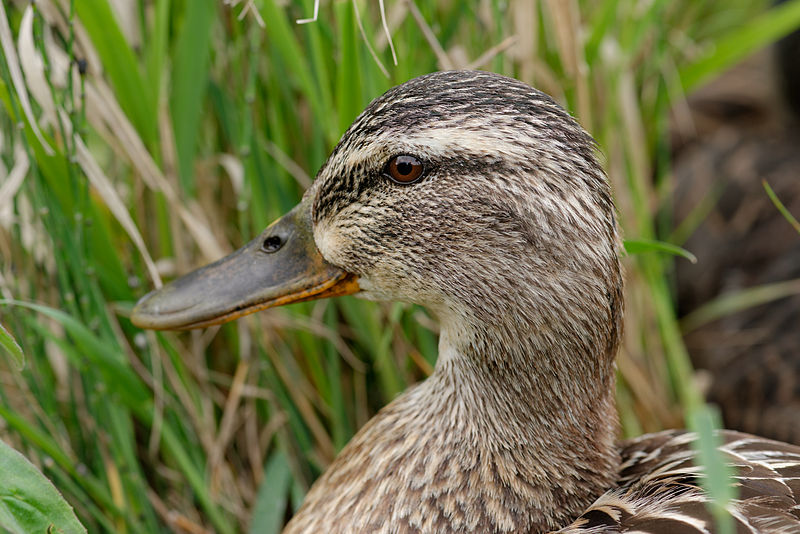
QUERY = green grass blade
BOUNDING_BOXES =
[249,449,293,534]
[0,322,24,370]
[687,406,736,534]
[679,0,800,91]
[763,180,800,235]
[170,0,216,195]
[75,0,156,146]
[624,238,698,263]
[143,0,170,119]
[335,0,363,132]
[680,278,800,333]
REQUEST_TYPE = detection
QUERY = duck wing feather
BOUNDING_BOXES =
[556,430,800,533]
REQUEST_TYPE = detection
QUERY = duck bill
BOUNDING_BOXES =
[130,198,359,330]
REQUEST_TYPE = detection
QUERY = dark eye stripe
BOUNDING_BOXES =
[385,155,425,184]
[313,154,516,225]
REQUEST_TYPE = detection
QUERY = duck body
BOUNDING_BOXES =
[132,71,800,533]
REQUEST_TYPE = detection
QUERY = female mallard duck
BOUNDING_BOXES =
[131,71,800,533]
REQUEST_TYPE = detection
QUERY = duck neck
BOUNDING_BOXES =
[420,309,621,528]
[287,296,623,533]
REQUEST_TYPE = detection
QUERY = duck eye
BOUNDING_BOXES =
[385,155,424,184]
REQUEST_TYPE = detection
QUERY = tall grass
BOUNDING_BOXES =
[1,0,798,532]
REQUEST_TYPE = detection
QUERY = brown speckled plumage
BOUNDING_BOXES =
[272,71,800,533]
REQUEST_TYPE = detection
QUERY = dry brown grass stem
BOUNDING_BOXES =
[466,35,519,70]
[545,0,592,131]
[262,141,313,190]
[408,349,434,377]
[0,5,54,154]
[210,360,252,479]
[147,489,214,534]
[406,0,454,70]
[374,0,409,51]
[353,0,391,78]
[262,311,367,372]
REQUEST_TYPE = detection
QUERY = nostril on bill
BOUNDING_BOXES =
[262,235,284,253]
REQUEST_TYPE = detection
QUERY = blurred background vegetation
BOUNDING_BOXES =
[1,0,799,532]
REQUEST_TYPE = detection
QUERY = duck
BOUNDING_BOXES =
[131,71,800,533]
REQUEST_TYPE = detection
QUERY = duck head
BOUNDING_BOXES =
[132,70,622,375]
